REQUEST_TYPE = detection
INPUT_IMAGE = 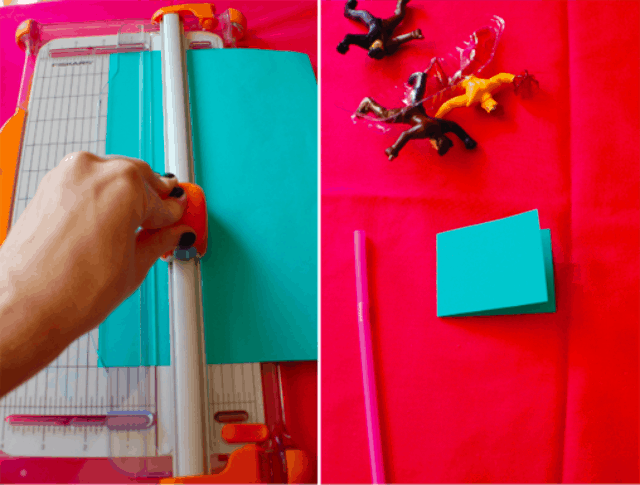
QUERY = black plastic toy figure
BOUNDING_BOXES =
[355,72,477,160]
[337,0,423,60]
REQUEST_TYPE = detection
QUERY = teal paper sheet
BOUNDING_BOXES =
[189,50,317,363]
[99,49,317,366]
[436,210,556,317]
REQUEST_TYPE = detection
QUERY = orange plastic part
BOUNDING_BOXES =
[158,446,312,484]
[221,423,269,444]
[0,108,26,245]
[151,4,219,32]
[286,450,312,484]
[226,8,247,38]
[157,182,208,259]
[158,444,264,484]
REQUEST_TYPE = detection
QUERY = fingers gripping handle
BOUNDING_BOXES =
[138,182,208,261]
[166,182,207,261]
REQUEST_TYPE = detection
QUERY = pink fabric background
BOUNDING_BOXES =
[321,1,639,483]
[0,1,317,482]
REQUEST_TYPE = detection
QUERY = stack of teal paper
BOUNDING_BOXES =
[98,49,317,366]
[436,210,556,317]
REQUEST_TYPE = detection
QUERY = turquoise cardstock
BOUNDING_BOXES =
[437,210,555,317]
[99,49,317,366]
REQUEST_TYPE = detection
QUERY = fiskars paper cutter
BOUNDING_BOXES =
[0,4,312,482]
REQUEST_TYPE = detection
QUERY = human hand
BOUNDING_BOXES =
[0,152,194,387]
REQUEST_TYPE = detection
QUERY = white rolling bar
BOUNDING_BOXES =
[160,13,210,476]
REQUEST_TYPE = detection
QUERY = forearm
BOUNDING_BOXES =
[0,152,187,399]
[0,284,75,398]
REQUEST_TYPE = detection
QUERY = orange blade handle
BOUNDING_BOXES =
[136,182,207,260]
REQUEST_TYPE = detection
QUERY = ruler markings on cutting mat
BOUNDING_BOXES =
[2,38,264,459]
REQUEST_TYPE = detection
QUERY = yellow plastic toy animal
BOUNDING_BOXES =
[435,71,538,118]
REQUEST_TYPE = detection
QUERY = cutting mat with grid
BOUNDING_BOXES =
[1,34,264,460]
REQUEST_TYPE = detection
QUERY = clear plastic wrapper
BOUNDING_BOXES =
[353,15,505,127]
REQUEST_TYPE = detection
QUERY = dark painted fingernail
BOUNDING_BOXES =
[169,186,184,198]
[163,172,175,178]
[178,232,196,248]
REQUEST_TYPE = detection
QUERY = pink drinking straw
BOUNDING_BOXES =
[354,230,386,484]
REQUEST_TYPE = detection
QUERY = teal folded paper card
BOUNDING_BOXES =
[99,49,317,366]
[436,210,556,317]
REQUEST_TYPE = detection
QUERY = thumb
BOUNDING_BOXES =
[134,224,195,283]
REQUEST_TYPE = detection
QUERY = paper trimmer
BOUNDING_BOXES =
[0,4,312,482]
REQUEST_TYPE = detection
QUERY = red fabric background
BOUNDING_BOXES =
[321,1,639,482]
[0,1,317,481]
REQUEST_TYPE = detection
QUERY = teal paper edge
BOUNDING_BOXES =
[436,210,548,317]
[449,229,556,317]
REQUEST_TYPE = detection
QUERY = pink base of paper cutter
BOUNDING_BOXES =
[0,452,171,484]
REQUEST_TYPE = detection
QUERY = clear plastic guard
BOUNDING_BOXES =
[91,27,172,478]
[90,333,171,479]
[352,15,506,130]
[107,411,171,479]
